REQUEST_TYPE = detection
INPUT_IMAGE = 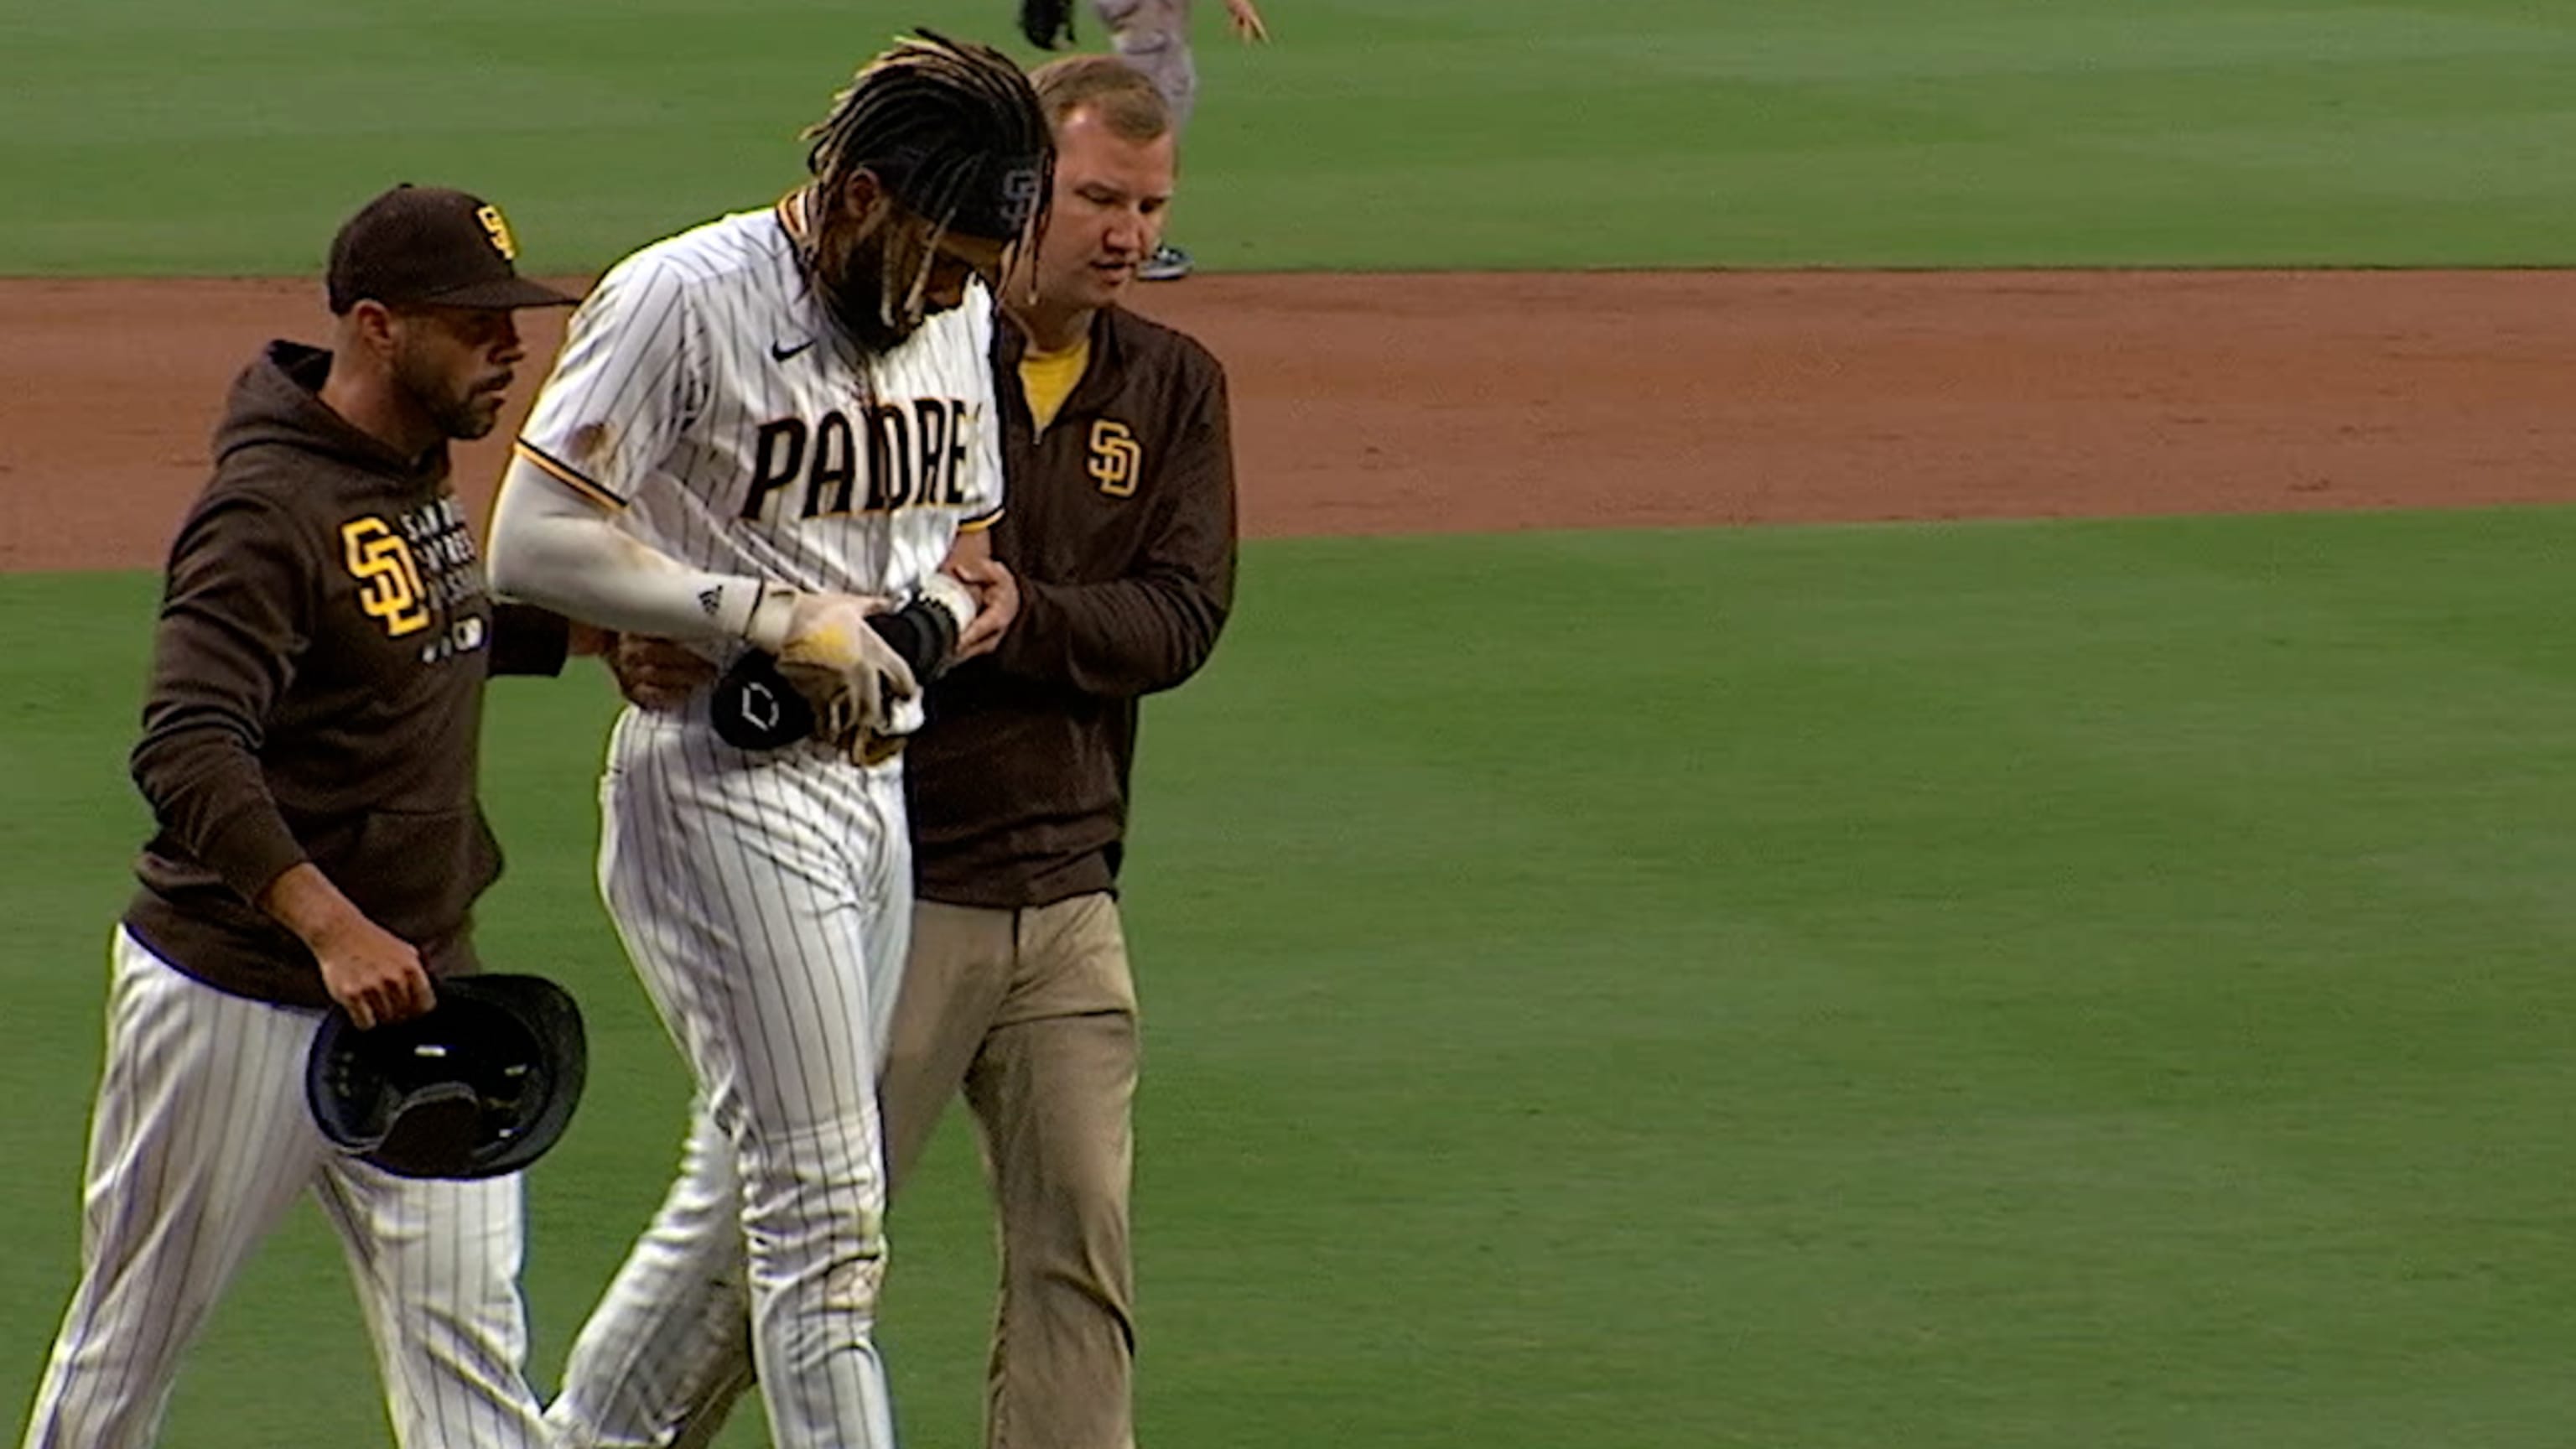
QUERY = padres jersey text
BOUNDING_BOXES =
[515,201,1003,607]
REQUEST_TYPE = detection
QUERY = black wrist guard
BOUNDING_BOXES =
[866,596,961,680]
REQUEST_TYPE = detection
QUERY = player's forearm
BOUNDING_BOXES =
[485,456,775,643]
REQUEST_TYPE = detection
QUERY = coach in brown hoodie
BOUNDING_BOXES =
[21,185,585,1449]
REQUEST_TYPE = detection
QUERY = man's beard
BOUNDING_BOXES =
[395,349,500,442]
[428,378,502,440]
[439,393,501,441]
[818,228,932,355]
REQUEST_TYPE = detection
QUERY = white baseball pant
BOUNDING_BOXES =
[19,928,547,1449]
[1095,0,1198,132]
[549,704,911,1449]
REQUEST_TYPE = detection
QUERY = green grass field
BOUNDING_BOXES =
[10,514,2576,1446]
[8,1,2576,272]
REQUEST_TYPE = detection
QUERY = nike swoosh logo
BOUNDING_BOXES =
[771,338,814,362]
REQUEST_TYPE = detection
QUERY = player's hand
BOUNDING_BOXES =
[607,634,718,712]
[750,589,918,740]
[798,630,918,753]
[946,557,1020,661]
[1225,0,1270,42]
[310,912,434,1030]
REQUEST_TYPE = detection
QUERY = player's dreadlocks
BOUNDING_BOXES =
[797,31,1054,340]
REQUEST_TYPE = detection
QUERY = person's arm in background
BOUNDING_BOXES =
[1223,0,1270,42]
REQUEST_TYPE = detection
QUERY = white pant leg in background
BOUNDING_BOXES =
[1094,0,1197,133]
[558,709,912,1449]
[20,928,546,1449]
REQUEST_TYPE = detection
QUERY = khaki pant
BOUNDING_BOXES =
[882,894,1142,1449]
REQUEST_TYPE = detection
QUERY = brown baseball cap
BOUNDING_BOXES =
[326,184,580,314]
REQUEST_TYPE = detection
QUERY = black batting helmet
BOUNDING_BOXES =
[306,974,588,1181]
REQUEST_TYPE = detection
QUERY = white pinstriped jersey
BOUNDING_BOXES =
[515,198,1002,610]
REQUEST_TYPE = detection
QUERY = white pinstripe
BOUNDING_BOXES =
[19,929,546,1449]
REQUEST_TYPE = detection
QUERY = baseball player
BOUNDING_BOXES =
[18,184,582,1449]
[1021,0,1271,279]
[545,54,1239,1449]
[479,33,1050,1449]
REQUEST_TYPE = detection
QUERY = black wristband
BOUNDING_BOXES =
[867,598,960,679]
[710,600,956,755]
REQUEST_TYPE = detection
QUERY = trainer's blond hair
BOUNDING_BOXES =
[1028,55,1171,142]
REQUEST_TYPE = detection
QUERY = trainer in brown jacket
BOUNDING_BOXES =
[19,184,586,1449]
[889,53,1237,1449]
[590,55,1238,1449]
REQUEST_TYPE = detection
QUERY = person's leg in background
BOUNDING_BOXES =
[1092,0,1200,279]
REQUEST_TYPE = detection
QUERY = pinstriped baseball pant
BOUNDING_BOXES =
[537,894,1142,1449]
[18,928,548,1449]
[550,707,909,1449]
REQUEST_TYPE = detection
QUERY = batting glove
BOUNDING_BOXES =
[745,587,918,748]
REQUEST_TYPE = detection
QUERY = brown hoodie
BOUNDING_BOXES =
[122,341,569,1007]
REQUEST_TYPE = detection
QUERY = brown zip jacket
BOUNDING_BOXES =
[906,304,1239,908]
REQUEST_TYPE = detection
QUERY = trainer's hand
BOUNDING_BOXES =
[608,634,718,712]
[565,621,614,658]
[1226,0,1270,42]
[311,911,434,1030]
[946,557,1019,661]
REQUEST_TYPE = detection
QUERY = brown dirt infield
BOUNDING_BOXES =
[4,269,2572,572]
